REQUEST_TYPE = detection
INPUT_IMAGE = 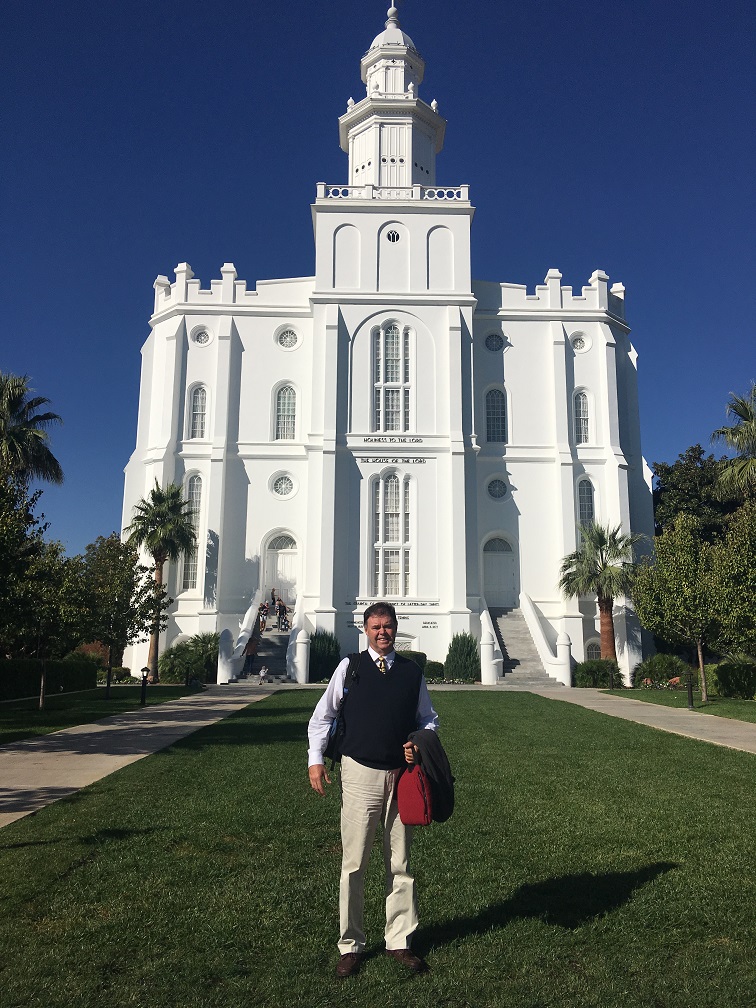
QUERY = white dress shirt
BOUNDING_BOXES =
[307,646,439,767]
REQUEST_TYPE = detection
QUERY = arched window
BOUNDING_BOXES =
[578,478,595,526]
[373,473,411,596]
[269,534,296,550]
[483,537,512,553]
[275,386,296,440]
[574,391,589,444]
[190,386,207,439]
[586,641,601,661]
[181,474,202,590]
[373,323,411,432]
[486,389,507,443]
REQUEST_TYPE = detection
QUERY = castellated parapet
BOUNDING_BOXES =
[153,263,626,321]
[474,269,627,320]
[152,263,315,316]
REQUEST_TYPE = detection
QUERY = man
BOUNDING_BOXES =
[307,602,438,978]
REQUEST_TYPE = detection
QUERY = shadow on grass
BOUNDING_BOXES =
[0,826,158,850]
[417,862,678,949]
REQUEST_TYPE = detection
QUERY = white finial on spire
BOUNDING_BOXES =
[386,3,400,29]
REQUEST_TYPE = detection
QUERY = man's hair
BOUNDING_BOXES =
[363,601,398,626]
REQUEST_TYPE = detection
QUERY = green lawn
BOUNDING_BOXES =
[1,691,754,1008]
[0,685,197,745]
[603,689,756,723]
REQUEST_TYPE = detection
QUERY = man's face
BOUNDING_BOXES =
[365,615,397,655]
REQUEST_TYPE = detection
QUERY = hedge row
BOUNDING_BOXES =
[0,659,98,701]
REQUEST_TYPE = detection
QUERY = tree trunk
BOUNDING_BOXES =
[598,597,617,661]
[148,560,164,682]
[696,639,708,702]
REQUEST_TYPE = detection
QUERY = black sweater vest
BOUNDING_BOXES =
[340,651,422,770]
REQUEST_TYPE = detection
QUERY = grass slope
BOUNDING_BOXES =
[1,692,754,1008]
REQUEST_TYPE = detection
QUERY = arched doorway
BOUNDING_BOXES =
[265,534,298,605]
[483,537,518,608]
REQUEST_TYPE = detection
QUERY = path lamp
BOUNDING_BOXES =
[685,666,695,711]
[140,666,150,707]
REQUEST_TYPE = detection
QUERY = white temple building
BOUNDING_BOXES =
[122,5,654,683]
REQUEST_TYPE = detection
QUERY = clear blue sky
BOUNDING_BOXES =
[4,0,754,555]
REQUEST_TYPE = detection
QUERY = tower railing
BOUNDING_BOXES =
[316,183,469,202]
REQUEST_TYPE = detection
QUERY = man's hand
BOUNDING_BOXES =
[403,741,419,765]
[309,763,332,796]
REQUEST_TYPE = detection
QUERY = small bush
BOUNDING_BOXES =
[308,629,341,683]
[158,633,220,684]
[399,650,427,670]
[632,654,693,689]
[444,633,480,683]
[425,660,445,679]
[714,658,756,700]
[573,658,621,688]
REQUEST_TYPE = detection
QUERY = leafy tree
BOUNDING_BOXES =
[652,444,739,540]
[79,534,162,694]
[710,501,756,655]
[632,515,718,700]
[712,382,756,497]
[0,475,46,650]
[126,481,197,680]
[559,522,644,661]
[0,372,63,484]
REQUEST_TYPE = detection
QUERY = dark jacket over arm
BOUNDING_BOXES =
[409,728,455,823]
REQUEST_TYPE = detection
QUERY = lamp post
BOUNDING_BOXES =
[140,666,149,707]
[685,666,695,711]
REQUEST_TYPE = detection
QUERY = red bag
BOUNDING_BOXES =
[397,765,433,826]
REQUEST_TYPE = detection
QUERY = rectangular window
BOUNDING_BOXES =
[384,550,400,595]
[182,549,198,591]
[403,550,410,595]
[385,327,400,382]
[384,389,401,431]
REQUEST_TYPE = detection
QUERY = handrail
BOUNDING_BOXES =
[518,592,572,687]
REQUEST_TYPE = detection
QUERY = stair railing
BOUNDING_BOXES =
[518,592,572,686]
[479,600,504,684]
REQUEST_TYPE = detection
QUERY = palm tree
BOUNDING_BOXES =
[559,522,645,661]
[126,481,197,679]
[712,383,756,496]
[0,372,63,484]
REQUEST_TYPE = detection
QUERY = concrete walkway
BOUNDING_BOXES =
[1,683,754,830]
[0,684,290,829]
[528,687,756,756]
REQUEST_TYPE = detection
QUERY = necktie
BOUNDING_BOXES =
[377,656,387,675]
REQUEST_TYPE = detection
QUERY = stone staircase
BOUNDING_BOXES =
[239,627,290,682]
[488,607,564,689]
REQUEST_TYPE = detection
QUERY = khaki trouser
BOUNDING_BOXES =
[338,755,418,953]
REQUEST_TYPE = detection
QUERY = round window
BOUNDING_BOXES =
[485,333,504,352]
[570,333,591,353]
[386,230,401,243]
[273,476,294,497]
[277,329,299,349]
[487,479,507,499]
[193,329,211,345]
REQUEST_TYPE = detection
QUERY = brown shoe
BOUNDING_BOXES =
[386,948,429,973]
[336,952,364,978]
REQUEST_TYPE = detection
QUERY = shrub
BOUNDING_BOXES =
[444,633,480,683]
[308,629,341,683]
[714,658,756,700]
[158,633,221,684]
[425,660,445,679]
[632,654,693,689]
[399,650,427,670]
[0,658,98,701]
[573,658,621,688]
